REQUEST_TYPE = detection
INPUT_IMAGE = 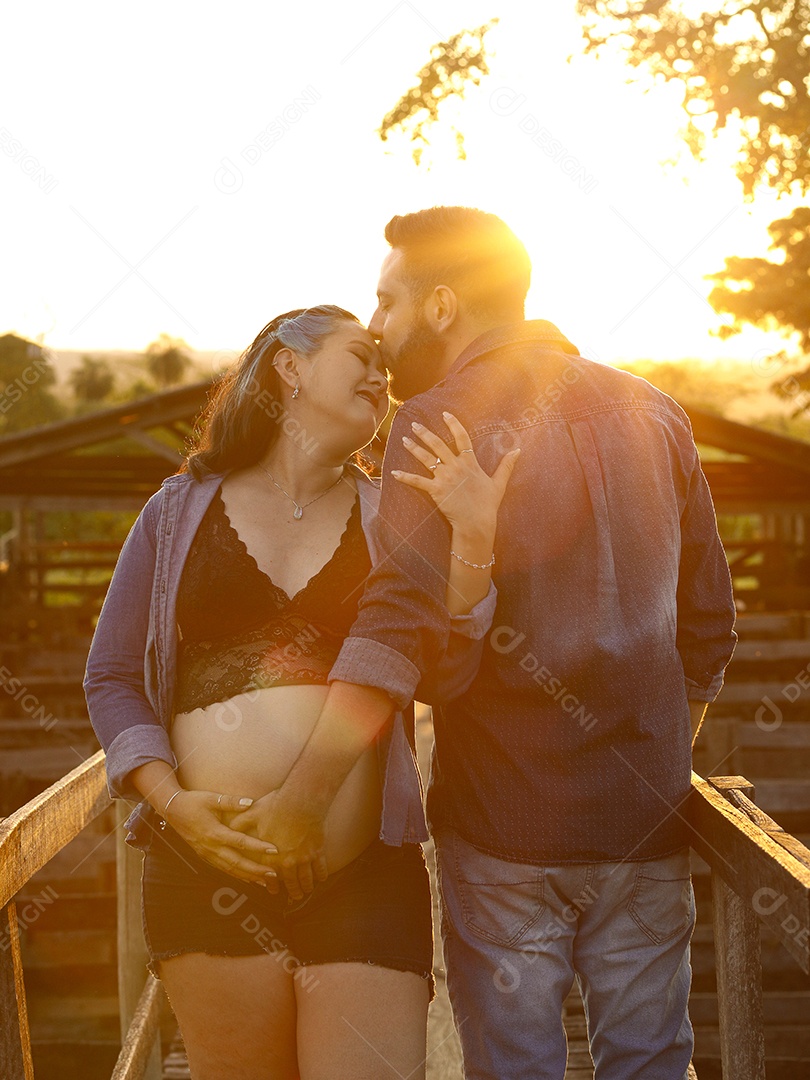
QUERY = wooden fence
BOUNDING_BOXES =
[1,756,809,1080]
[0,752,161,1080]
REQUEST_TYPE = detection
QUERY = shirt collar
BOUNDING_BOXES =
[448,319,579,379]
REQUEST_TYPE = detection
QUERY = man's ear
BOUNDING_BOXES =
[273,347,300,391]
[426,285,459,333]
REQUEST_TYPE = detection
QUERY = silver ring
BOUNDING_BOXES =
[429,458,442,471]
[217,794,223,806]
[459,449,474,455]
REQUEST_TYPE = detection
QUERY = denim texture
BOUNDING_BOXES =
[143,827,434,993]
[332,321,737,863]
[84,466,497,849]
[436,828,695,1079]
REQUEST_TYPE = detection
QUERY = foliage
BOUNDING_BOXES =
[576,1,810,410]
[145,333,191,389]
[576,0,810,198]
[378,20,499,165]
[619,357,751,415]
[769,351,810,416]
[69,354,116,402]
[708,206,810,346]
[620,355,810,439]
[0,334,65,435]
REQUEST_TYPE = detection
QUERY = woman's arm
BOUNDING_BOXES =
[392,412,519,615]
[84,490,274,883]
[129,760,275,885]
[84,491,177,796]
[391,413,517,704]
[445,520,498,616]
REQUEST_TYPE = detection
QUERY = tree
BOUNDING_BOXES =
[69,355,116,403]
[577,1,810,197]
[144,333,191,389]
[708,205,810,342]
[576,0,810,411]
[619,358,738,415]
[0,334,64,435]
[378,21,498,165]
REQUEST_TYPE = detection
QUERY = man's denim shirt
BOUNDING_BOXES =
[84,467,496,850]
[330,321,738,863]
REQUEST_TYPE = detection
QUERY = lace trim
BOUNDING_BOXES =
[216,485,359,606]
[173,486,371,715]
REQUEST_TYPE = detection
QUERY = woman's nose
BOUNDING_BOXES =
[370,369,390,394]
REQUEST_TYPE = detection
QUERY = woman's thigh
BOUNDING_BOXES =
[160,951,298,1080]
[295,962,430,1080]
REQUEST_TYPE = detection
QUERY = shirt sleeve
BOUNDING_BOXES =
[675,450,738,702]
[329,404,456,709]
[83,491,177,799]
[414,581,497,705]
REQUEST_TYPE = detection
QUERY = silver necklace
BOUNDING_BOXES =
[258,463,344,520]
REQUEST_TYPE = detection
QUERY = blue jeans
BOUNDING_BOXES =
[435,829,695,1080]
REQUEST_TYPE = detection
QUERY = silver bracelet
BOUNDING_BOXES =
[162,789,184,817]
[450,549,495,570]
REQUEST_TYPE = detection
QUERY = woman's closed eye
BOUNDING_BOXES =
[354,351,388,383]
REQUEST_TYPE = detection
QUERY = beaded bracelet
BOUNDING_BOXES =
[450,549,495,570]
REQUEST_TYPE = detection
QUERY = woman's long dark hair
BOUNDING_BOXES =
[182,305,362,480]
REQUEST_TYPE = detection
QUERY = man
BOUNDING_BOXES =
[245,206,737,1078]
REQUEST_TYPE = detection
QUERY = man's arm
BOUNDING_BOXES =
[674,430,736,757]
[676,447,737,704]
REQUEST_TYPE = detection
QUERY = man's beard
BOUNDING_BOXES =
[380,316,447,402]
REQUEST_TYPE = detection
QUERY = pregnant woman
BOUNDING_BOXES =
[84,305,517,1080]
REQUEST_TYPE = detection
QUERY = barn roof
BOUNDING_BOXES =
[0,378,808,509]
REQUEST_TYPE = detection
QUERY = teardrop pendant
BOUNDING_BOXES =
[258,463,344,520]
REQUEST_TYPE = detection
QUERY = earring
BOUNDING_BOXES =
[292,383,300,399]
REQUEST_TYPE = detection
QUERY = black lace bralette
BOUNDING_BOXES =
[173,487,371,715]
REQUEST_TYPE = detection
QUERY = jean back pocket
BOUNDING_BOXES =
[452,832,545,947]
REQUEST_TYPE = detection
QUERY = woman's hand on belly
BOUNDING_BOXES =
[231,789,328,900]
[173,686,383,892]
[162,788,277,886]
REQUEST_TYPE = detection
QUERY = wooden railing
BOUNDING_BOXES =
[1,760,809,1080]
[689,772,810,1079]
[0,752,161,1080]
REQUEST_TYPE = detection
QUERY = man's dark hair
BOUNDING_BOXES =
[384,206,531,323]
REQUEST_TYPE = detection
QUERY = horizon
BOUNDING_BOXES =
[1,1,801,372]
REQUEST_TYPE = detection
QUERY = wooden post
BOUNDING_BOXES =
[116,802,162,1080]
[0,902,35,1080]
[700,716,737,778]
[16,506,34,603]
[110,977,165,1080]
[712,873,766,1079]
[708,777,767,1080]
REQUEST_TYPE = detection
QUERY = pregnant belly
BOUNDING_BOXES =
[171,684,382,873]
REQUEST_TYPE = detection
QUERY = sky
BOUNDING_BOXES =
[0,0,797,370]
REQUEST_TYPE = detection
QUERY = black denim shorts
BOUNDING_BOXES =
[142,826,434,995]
